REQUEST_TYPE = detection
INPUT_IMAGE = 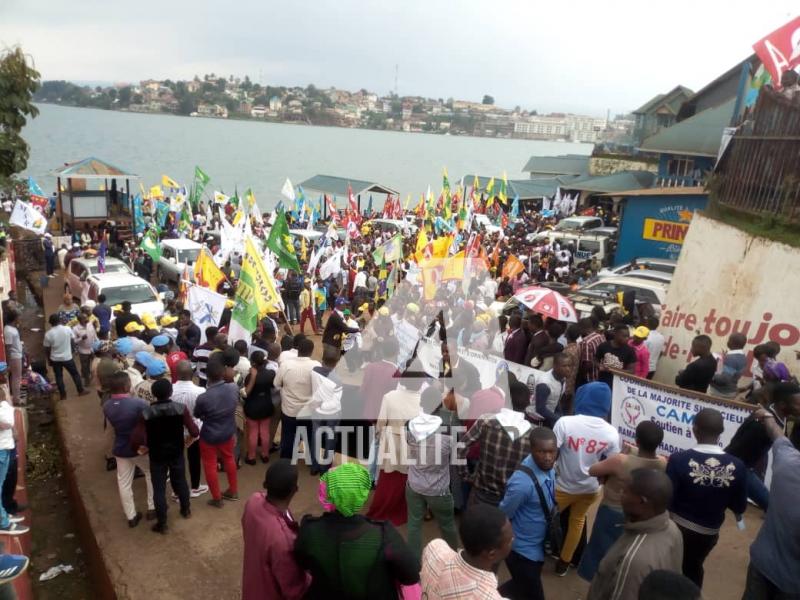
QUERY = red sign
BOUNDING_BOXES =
[752,15,800,85]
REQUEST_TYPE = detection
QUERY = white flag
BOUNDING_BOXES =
[213,191,229,205]
[187,284,228,344]
[9,200,47,235]
[319,249,343,280]
[307,243,326,275]
[281,178,296,202]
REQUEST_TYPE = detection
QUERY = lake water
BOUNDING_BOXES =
[22,103,593,210]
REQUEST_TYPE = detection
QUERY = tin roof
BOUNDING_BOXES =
[298,174,398,197]
[51,157,139,179]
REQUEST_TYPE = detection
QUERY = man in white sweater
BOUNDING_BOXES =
[307,345,343,475]
[275,338,320,460]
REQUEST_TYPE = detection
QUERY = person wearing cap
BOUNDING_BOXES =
[131,379,199,534]
[103,371,154,527]
[140,313,160,336]
[120,322,153,354]
[150,334,171,365]
[159,335,187,384]
[92,294,112,339]
[0,362,28,536]
[44,314,89,400]
[160,314,179,341]
[321,298,359,353]
[629,326,651,379]
[299,279,319,336]
[133,354,170,404]
[115,301,143,339]
[42,232,56,277]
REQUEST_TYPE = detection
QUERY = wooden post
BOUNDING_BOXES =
[68,178,75,235]
[57,176,63,232]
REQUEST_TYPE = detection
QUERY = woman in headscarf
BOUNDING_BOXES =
[295,463,419,599]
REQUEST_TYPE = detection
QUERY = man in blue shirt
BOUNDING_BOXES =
[498,427,557,600]
[92,294,112,339]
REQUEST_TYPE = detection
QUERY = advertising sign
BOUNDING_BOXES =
[642,218,689,244]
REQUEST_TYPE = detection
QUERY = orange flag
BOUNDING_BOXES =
[502,255,525,279]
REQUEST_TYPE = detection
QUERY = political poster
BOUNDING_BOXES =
[9,200,47,235]
[610,372,753,455]
[187,284,228,344]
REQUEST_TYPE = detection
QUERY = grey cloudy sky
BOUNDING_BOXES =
[1,0,797,116]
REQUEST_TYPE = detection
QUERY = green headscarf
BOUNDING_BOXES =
[321,463,371,517]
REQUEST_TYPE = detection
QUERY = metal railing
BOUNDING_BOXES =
[715,88,800,220]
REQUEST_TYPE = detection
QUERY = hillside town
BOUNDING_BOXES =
[34,75,630,143]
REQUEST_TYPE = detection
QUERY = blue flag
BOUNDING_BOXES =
[133,194,145,235]
[511,193,520,218]
[155,201,170,230]
[28,177,45,197]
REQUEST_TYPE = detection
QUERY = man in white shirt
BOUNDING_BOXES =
[44,314,88,400]
[171,361,209,498]
[3,312,23,406]
[72,312,98,383]
[643,316,666,379]
[274,338,320,460]
[0,362,27,535]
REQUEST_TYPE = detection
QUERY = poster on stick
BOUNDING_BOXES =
[610,372,753,455]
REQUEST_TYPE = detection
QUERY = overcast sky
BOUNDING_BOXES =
[1,0,797,116]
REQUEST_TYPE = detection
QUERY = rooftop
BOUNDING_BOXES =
[50,157,139,180]
[633,85,694,115]
[521,154,590,175]
[639,98,736,157]
[562,170,656,194]
[462,174,581,200]
[298,174,398,198]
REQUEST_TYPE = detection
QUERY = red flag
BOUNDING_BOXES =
[752,16,800,85]
[325,194,339,224]
[347,184,361,225]
[501,211,509,229]
[383,195,395,219]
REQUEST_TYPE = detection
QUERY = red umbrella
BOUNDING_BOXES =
[513,285,578,323]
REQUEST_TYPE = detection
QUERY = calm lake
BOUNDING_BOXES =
[22,103,592,210]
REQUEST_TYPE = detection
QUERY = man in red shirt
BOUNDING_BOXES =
[163,338,188,383]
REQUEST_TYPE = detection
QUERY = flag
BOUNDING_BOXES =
[347,184,361,224]
[502,255,525,279]
[281,178,296,202]
[242,236,283,317]
[191,166,210,208]
[194,247,226,289]
[28,177,45,198]
[485,177,495,208]
[752,15,800,85]
[154,201,170,230]
[511,193,520,218]
[442,251,466,281]
[372,233,403,264]
[431,235,452,259]
[139,231,162,262]
[9,201,47,235]
[213,191,229,204]
[498,172,508,205]
[97,234,108,273]
[187,284,228,343]
[442,168,451,199]
[325,194,339,223]
[149,185,164,199]
[307,242,326,275]
[266,210,301,272]
[300,236,307,261]
[162,174,180,190]
[414,227,429,262]
[319,249,343,280]
[132,194,145,235]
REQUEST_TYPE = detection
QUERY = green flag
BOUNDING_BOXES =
[191,166,210,208]
[231,266,260,335]
[266,210,301,272]
[139,230,162,262]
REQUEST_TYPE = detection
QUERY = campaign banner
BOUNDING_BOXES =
[187,284,228,344]
[752,15,800,85]
[9,200,47,235]
[611,372,753,455]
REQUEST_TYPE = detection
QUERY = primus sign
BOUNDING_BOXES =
[611,373,752,455]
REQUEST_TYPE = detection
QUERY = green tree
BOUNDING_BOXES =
[117,86,132,106]
[0,47,41,178]
[482,95,494,105]
[216,77,226,92]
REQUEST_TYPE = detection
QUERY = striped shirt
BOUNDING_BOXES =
[192,343,216,387]
[421,539,503,599]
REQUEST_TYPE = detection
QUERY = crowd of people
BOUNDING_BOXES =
[4,183,797,600]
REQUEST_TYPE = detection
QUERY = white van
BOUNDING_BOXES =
[66,257,132,300]
[86,273,164,318]
[157,238,202,284]
[578,275,668,314]
[531,231,609,263]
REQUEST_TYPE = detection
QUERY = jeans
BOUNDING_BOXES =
[746,469,769,510]
[1,447,18,514]
[51,358,84,397]
[45,253,55,275]
[199,437,237,501]
[280,414,303,459]
[246,417,271,461]
[499,550,545,600]
[677,524,718,588]
[0,450,11,528]
[115,454,154,520]
[299,308,318,334]
[150,454,190,525]
[285,298,300,323]
[187,442,201,489]
[578,504,625,581]
[742,563,800,599]
[556,488,600,564]
[78,353,92,382]
[405,485,459,561]
[309,417,339,472]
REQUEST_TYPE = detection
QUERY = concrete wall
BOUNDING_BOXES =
[589,156,658,177]
[655,212,800,383]
[615,193,708,265]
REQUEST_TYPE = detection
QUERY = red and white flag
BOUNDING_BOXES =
[752,15,800,85]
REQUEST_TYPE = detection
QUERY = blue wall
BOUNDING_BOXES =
[615,193,708,265]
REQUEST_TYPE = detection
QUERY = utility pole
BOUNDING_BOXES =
[394,64,398,97]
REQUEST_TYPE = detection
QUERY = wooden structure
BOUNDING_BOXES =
[50,157,139,234]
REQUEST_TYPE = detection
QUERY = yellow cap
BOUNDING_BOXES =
[358,303,369,313]
[111,304,123,311]
[378,307,390,316]
[141,313,157,329]
[124,322,145,333]
[225,299,235,309]
[633,326,650,339]
[160,315,178,326]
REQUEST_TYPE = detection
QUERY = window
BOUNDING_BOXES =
[177,249,200,264]
[70,262,83,276]
[667,158,693,177]
[101,285,157,305]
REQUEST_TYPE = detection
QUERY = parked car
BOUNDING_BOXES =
[473,214,502,234]
[554,215,604,232]
[598,258,677,278]
[578,275,668,315]
[618,270,672,284]
[157,239,202,284]
[530,231,610,263]
[584,226,619,238]
[66,257,132,300]
[85,273,164,318]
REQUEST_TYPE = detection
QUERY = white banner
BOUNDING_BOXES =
[187,284,228,344]
[9,200,47,235]
[610,372,753,455]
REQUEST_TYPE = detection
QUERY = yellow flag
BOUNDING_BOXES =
[232,210,244,226]
[162,174,180,189]
[150,185,163,199]
[414,228,429,262]
[442,251,466,281]
[300,236,307,261]
[432,235,452,259]
[485,177,495,208]
[193,247,226,290]
[241,237,282,317]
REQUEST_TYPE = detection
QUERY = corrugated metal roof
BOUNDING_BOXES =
[51,156,138,179]
[638,98,736,157]
[598,186,706,197]
[632,85,694,115]
[562,170,656,193]
[521,154,590,175]
[461,175,581,199]
[298,174,398,197]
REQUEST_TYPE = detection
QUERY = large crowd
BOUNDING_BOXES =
[1,182,798,600]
